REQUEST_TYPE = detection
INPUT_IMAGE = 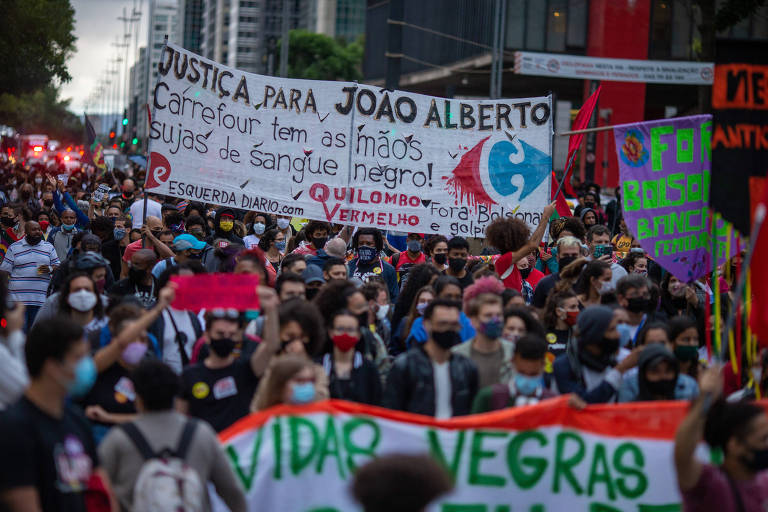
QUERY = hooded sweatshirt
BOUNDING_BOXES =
[208,207,244,245]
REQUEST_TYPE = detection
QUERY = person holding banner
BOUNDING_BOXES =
[618,344,698,402]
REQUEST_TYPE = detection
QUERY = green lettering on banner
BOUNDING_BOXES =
[289,416,320,475]
[676,128,694,164]
[226,425,263,491]
[613,442,648,499]
[315,416,347,478]
[428,429,466,481]
[642,180,659,209]
[342,418,381,472]
[701,120,712,162]
[623,181,641,211]
[589,504,621,512]
[468,431,506,487]
[273,418,282,480]
[638,505,681,512]
[687,173,702,202]
[553,432,585,495]
[636,218,651,239]
[586,443,616,500]
[703,169,711,203]
[650,125,673,171]
[507,430,548,489]
[666,173,685,206]
[442,505,485,512]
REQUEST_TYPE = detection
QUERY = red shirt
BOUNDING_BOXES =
[392,251,426,281]
[495,252,523,292]
[525,267,545,288]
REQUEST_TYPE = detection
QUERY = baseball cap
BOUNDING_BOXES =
[301,264,325,285]
[173,233,206,251]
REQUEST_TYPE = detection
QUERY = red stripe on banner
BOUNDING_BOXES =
[220,397,768,444]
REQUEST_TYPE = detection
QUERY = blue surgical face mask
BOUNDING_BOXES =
[480,316,503,339]
[407,240,422,253]
[357,246,377,263]
[114,228,126,241]
[275,240,286,252]
[514,373,542,396]
[290,382,316,404]
[617,322,633,348]
[62,222,76,231]
[253,222,265,235]
[67,356,97,397]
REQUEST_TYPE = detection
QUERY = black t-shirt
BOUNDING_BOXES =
[181,357,260,432]
[78,363,136,425]
[533,273,560,309]
[443,270,475,290]
[0,397,98,512]
[107,277,158,308]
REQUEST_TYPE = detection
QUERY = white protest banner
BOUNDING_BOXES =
[146,43,552,236]
[514,51,714,85]
[216,398,700,512]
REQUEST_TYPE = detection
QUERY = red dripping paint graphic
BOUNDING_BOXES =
[444,136,496,210]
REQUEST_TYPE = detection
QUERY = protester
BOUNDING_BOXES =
[502,306,545,343]
[573,260,612,308]
[348,227,398,301]
[669,315,702,380]
[402,275,475,348]
[542,288,580,367]
[322,257,348,281]
[291,220,330,256]
[532,236,582,310]
[252,355,320,410]
[389,233,426,284]
[384,299,478,417]
[424,235,448,270]
[276,271,307,301]
[109,248,159,308]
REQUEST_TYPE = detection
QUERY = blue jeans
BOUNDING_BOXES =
[23,305,41,333]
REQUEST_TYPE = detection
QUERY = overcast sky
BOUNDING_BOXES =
[61,0,148,116]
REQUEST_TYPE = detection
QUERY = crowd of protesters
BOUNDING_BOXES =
[0,160,765,512]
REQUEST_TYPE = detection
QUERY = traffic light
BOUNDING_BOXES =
[109,130,116,141]
[112,143,117,149]
[122,109,128,127]
[132,137,138,145]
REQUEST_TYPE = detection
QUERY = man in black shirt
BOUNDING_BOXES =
[108,248,159,309]
[179,287,279,432]
[444,236,474,290]
[0,317,114,511]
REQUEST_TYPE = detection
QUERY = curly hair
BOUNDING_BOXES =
[621,251,647,273]
[353,227,384,251]
[485,217,530,254]
[312,279,360,328]
[561,217,587,241]
[304,220,330,237]
[257,228,280,252]
[278,298,325,356]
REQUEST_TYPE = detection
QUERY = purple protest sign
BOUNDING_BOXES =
[614,114,736,283]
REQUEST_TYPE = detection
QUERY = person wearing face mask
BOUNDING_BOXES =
[618,344,699,402]
[675,367,768,511]
[542,288,580,372]
[348,228,399,302]
[206,207,244,246]
[49,175,90,229]
[425,235,449,270]
[56,272,108,337]
[291,220,332,257]
[553,305,640,403]
[472,334,556,412]
[47,208,80,261]
[0,317,114,511]
[443,236,474,289]
[586,225,627,288]
[257,228,286,271]
[390,233,427,284]
[614,274,657,345]
[180,289,281,433]
[109,249,160,309]
[395,286,435,355]
[253,355,320,411]
[318,310,382,405]
[151,233,206,278]
[0,204,22,264]
[362,281,392,351]
[532,236,583,312]
[452,289,513,389]
[661,273,704,323]
[0,221,60,330]
[243,212,272,249]
[383,298,479,418]
[669,315,702,380]
[573,260,612,308]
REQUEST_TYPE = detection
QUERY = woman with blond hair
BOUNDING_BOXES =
[252,355,326,411]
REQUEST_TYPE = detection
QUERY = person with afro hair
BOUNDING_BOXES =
[485,202,555,291]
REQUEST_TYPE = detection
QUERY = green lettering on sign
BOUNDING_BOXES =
[553,431,585,495]
[315,416,346,478]
[428,429,466,481]
[687,173,702,202]
[587,443,616,500]
[701,120,712,162]
[650,125,673,171]
[589,504,621,512]
[638,505,681,512]
[666,173,685,206]
[676,128,693,164]
[442,505,486,512]
[642,180,659,209]
[623,181,641,211]
[613,442,648,499]
[468,431,506,487]
[289,416,320,475]
[273,418,282,480]
[342,418,380,472]
[507,430,548,489]
[226,424,263,491]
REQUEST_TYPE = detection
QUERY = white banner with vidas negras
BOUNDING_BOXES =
[145,43,552,236]
[213,398,697,512]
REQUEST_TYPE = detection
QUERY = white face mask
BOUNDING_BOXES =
[68,289,98,312]
[598,280,614,295]
[276,218,290,230]
[376,304,390,321]
[253,222,265,235]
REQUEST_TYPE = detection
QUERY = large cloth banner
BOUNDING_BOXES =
[146,43,552,235]
[614,115,735,282]
[216,398,693,512]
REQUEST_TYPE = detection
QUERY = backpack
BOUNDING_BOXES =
[120,420,205,512]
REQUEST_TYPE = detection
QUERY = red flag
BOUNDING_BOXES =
[749,188,768,345]
[551,172,571,218]
[562,85,602,197]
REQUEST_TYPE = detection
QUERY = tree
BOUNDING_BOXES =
[0,0,77,95]
[0,86,83,143]
[280,30,363,81]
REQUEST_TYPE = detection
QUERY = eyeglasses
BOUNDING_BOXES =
[210,308,240,320]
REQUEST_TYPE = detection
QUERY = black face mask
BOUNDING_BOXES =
[558,255,577,270]
[645,378,676,398]
[25,235,42,246]
[448,257,466,273]
[579,338,618,371]
[431,330,461,349]
[306,287,320,301]
[741,445,768,472]
[129,267,147,283]
[433,253,447,265]
[210,337,236,358]
[357,311,369,328]
[671,296,687,309]
[0,216,14,228]
[520,267,532,279]
[43,199,53,207]
[626,297,651,314]
[312,236,328,250]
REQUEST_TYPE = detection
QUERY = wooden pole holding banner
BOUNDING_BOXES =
[557,124,617,136]
[142,34,168,249]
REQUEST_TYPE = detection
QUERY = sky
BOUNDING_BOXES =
[61,0,148,116]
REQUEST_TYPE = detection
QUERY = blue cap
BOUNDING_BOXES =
[173,233,206,251]
[301,264,325,284]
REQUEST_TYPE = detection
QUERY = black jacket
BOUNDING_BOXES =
[320,352,382,406]
[383,346,478,417]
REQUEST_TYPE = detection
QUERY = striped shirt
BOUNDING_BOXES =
[0,239,60,306]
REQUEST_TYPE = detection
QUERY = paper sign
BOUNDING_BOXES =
[170,273,260,311]
[614,115,737,282]
[92,184,110,202]
[214,398,726,512]
[145,43,553,236]
[57,174,69,185]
